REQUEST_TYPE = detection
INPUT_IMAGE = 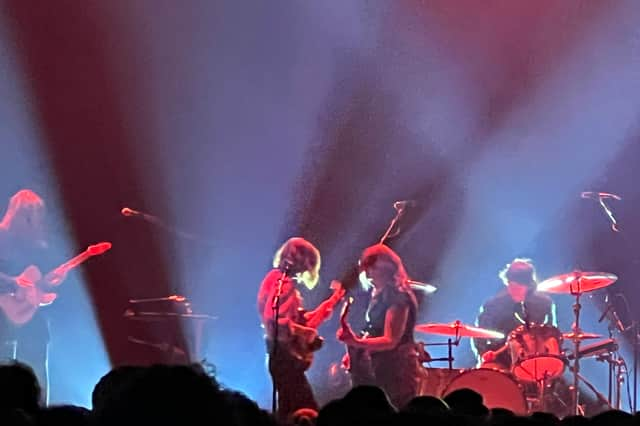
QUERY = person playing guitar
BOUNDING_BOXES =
[0,189,67,404]
[337,244,421,410]
[0,189,111,405]
[257,237,345,421]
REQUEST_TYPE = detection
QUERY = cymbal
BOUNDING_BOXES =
[415,320,505,339]
[537,271,617,294]
[562,331,602,340]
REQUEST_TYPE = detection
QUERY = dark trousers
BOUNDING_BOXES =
[268,342,318,421]
[371,343,420,410]
[0,311,50,405]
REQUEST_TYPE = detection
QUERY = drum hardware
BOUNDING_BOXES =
[565,338,618,361]
[415,320,504,369]
[562,332,602,340]
[562,336,623,409]
[566,365,612,410]
[538,270,618,415]
[595,351,627,410]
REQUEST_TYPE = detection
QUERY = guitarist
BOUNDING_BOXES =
[257,237,344,421]
[337,244,420,410]
[0,189,67,404]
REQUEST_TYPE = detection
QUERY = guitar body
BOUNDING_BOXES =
[0,265,58,325]
[346,343,375,387]
[284,280,344,371]
[288,320,323,370]
[0,242,111,326]
[340,298,375,386]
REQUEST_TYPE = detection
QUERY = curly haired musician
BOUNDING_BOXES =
[0,189,68,404]
[470,258,557,370]
[257,237,344,420]
[337,244,420,409]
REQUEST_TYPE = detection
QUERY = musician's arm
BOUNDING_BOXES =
[346,304,408,352]
[473,303,497,356]
[304,281,344,328]
[547,301,558,327]
[472,303,503,357]
[304,297,337,328]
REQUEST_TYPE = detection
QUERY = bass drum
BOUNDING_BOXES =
[418,367,466,398]
[442,368,528,415]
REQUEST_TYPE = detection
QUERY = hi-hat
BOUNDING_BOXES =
[415,320,505,339]
[537,271,617,294]
[562,331,602,340]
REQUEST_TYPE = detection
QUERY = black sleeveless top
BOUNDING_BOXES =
[363,285,417,347]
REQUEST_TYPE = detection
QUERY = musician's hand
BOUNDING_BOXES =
[337,326,358,345]
[330,280,346,301]
[15,265,41,288]
[341,352,351,370]
[15,275,34,288]
[481,350,496,363]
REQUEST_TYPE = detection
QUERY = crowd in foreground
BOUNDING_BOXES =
[0,361,638,426]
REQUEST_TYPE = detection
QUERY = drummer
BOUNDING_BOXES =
[470,258,557,370]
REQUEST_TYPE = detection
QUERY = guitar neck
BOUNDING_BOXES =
[50,250,92,276]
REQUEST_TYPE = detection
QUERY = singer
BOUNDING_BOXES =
[470,258,557,370]
[256,237,343,421]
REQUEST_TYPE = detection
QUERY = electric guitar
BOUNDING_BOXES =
[286,280,345,370]
[0,242,112,325]
[339,296,375,386]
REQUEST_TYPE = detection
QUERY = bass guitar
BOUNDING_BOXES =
[339,296,374,386]
[0,242,112,325]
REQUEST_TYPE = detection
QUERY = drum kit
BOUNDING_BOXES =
[415,270,625,417]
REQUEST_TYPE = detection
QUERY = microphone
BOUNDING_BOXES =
[282,258,294,272]
[393,200,416,211]
[120,207,161,225]
[598,299,612,323]
[598,294,626,332]
[121,207,141,217]
[521,301,531,330]
[581,191,622,201]
[610,309,626,333]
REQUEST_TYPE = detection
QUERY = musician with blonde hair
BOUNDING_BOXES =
[0,189,67,404]
[257,237,344,420]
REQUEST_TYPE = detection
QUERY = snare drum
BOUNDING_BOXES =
[508,324,565,382]
[442,368,528,415]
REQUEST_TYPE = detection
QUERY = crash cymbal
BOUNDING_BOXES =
[562,331,602,340]
[415,320,505,339]
[537,271,617,294]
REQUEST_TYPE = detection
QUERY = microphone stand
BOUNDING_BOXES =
[379,207,405,244]
[125,209,215,246]
[270,264,290,415]
[597,197,620,233]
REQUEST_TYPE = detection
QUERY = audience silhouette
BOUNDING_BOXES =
[0,360,633,426]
